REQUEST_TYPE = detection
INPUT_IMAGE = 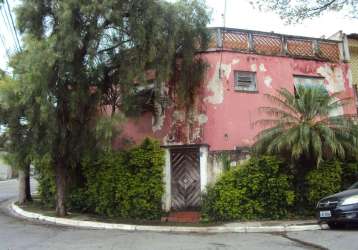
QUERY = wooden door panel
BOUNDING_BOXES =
[171,148,200,210]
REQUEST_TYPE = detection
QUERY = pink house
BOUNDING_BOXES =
[116,28,356,211]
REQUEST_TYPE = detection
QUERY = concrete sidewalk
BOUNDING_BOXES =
[10,202,327,233]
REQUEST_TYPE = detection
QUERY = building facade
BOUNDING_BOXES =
[117,28,357,211]
[329,31,358,97]
[347,34,358,86]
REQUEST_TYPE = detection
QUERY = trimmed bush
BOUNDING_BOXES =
[341,162,358,189]
[34,138,165,220]
[82,138,165,220]
[202,156,294,221]
[306,161,342,207]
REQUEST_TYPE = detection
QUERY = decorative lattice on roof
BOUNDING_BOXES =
[286,39,314,57]
[222,31,248,51]
[208,28,342,63]
[253,34,282,55]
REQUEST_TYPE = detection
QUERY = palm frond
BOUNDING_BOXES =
[258,106,300,121]
[263,91,299,115]
[254,84,358,165]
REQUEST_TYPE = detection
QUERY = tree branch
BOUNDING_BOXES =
[97,40,131,54]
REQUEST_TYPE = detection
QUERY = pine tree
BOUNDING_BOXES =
[0,71,32,204]
[13,0,210,216]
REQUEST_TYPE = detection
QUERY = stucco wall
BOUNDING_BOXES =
[115,51,356,151]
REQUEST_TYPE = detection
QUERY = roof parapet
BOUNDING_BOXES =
[208,27,346,63]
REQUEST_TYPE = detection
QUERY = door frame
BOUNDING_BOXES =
[161,144,209,212]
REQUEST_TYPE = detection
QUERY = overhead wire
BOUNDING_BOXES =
[0,0,22,67]
[4,0,21,51]
[0,5,19,52]
[0,8,12,60]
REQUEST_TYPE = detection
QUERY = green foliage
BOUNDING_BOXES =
[82,138,165,220]
[341,162,358,189]
[13,0,210,215]
[0,73,33,171]
[202,156,294,221]
[34,155,56,207]
[251,0,357,23]
[253,84,358,166]
[306,161,342,206]
[94,113,125,152]
[217,151,231,172]
[34,138,165,219]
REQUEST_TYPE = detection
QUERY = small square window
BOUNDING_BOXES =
[234,71,257,92]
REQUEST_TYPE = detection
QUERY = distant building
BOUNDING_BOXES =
[347,34,358,87]
[329,31,358,105]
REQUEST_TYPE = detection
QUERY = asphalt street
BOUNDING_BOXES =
[0,179,357,250]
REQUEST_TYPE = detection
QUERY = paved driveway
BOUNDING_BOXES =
[1,179,358,250]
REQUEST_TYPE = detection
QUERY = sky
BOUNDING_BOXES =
[1,0,358,70]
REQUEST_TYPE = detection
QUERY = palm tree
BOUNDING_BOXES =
[253,84,358,167]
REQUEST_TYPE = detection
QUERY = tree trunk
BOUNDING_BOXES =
[25,165,32,201]
[55,161,67,217]
[7,166,18,179]
[18,164,32,205]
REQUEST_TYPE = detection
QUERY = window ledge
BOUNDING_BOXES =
[234,89,259,94]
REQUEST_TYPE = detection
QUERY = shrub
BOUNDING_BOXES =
[34,138,165,220]
[341,162,358,189]
[83,138,165,220]
[34,154,56,207]
[306,161,342,207]
[202,156,294,221]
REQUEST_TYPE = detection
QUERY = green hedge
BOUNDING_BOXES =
[305,161,342,207]
[341,162,358,189]
[35,138,164,220]
[202,156,295,221]
[305,161,358,206]
[82,138,164,220]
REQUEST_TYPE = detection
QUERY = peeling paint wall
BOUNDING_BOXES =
[114,51,356,152]
[204,59,239,105]
[201,52,356,151]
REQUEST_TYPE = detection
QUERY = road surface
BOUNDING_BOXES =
[0,179,357,250]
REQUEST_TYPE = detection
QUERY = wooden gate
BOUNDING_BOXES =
[170,147,201,210]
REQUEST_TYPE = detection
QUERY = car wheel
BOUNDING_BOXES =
[327,222,345,229]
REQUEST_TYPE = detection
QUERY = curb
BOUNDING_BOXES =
[10,202,326,233]
[0,179,17,183]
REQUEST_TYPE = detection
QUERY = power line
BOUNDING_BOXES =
[4,0,21,51]
[0,5,19,52]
